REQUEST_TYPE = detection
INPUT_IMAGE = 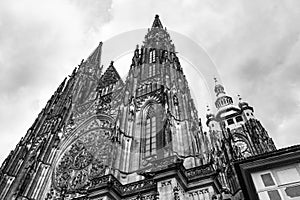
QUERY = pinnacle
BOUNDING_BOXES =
[100,60,121,86]
[238,94,242,101]
[214,77,218,84]
[110,60,114,66]
[152,14,163,28]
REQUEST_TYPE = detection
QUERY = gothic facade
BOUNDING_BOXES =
[0,15,276,200]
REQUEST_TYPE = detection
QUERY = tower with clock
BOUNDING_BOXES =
[205,78,277,195]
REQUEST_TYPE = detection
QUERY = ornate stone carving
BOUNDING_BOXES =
[90,175,156,196]
[185,164,214,179]
[54,129,112,192]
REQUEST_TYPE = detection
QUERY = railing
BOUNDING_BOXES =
[89,174,156,195]
[88,162,217,199]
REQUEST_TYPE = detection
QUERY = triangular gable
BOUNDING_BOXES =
[98,61,123,88]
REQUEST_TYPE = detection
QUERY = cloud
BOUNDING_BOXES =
[0,0,112,162]
[202,0,300,147]
[104,0,300,148]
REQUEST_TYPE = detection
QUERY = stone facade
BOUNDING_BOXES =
[0,15,276,200]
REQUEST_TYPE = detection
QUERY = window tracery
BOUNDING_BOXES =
[143,104,157,158]
[54,128,112,192]
[149,49,156,63]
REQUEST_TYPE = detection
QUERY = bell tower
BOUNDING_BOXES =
[206,78,277,197]
[207,78,276,159]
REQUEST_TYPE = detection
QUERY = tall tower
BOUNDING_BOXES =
[111,15,207,179]
[205,78,277,198]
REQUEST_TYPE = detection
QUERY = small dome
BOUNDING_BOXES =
[214,84,225,96]
[237,95,254,112]
[215,96,233,109]
[237,95,249,108]
[238,101,249,108]
[215,104,241,119]
[213,78,225,97]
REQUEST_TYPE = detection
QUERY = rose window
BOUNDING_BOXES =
[54,129,112,192]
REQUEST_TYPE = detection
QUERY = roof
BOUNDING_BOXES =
[98,61,122,88]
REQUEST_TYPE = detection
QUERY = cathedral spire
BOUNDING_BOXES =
[152,14,163,29]
[144,15,175,51]
[87,41,103,65]
[76,42,103,81]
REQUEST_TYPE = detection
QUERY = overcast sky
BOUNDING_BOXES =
[0,0,300,164]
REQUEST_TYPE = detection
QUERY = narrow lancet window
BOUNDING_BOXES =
[144,104,157,157]
[149,49,156,63]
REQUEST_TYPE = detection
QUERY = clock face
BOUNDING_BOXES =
[235,140,248,152]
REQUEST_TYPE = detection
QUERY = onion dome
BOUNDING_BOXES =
[214,83,225,97]
[237,95,248,108]
[213,78,233,109]
[237,94,254,112]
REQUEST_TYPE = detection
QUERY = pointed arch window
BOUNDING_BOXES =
[144,104,157,157]
[149,64,156,77]
[173,94,180,118]
[149,49,156,63]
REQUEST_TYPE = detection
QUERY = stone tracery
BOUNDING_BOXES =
[54,127,112,192]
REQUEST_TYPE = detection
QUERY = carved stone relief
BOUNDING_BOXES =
[54,128,112,192]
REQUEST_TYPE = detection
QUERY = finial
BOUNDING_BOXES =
[237,94,249,108]
[78,59,84,67]
[155,14,159,19]
[99,41,103,46]
[238,94,242,101]
[214,77,218,84]
[110,61,114,66]
[206,105,210,112]
[206,105,214,116]
[69,67,77,77]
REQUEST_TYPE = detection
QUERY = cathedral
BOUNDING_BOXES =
[0,15,277,200]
